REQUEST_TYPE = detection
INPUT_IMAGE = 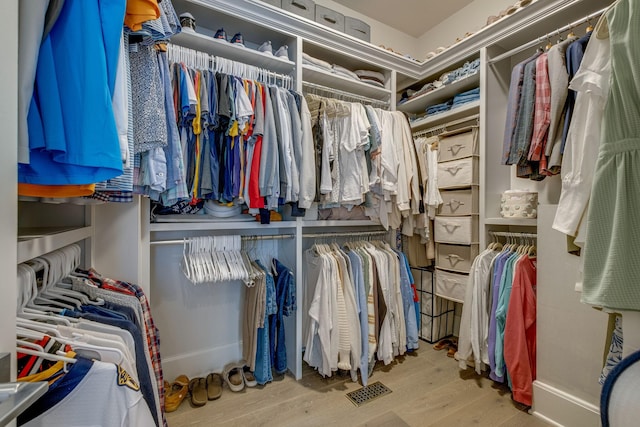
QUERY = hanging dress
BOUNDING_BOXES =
[583,0,640,311]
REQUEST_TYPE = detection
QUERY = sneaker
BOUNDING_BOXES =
[230,32,244,46]
[214,28,227,41]
[257,40,273,55]
[274,45,289,59]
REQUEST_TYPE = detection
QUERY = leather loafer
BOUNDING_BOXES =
[165,375,189,412]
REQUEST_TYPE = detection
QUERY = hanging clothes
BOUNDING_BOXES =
[17,248,165,427]
[18,0,127,191]
[459,240,537,406]
[303,240,418,384]
[582,0,640,312]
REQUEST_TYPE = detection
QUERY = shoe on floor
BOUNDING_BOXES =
[165,375,189,412]
[433,338,453,351]
[206,373,223,400]
[241,363,257,388]
[223,362,245,392]
[188,377,208,407]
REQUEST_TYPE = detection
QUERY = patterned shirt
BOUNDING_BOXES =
[528,53,551,161]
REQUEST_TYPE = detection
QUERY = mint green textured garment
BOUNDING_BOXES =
[583,0,640,311]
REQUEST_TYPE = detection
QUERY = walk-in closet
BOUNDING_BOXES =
[3,0,639,425]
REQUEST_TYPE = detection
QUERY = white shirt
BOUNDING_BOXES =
[553,30,611,242]
[24,360,155,427]
[299,96,317,208]
[457,248,499,373]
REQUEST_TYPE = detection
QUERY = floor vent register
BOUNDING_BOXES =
[345,381,392,407]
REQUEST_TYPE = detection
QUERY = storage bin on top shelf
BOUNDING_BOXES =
[282,0,315,20]
[315,5,345,32]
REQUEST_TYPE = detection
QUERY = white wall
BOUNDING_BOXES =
[416,0,515,58]
[0,0,18,383]
[313,0,420,58]
[534,205,607,426]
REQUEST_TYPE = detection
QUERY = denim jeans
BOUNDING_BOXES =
[255,261,277,385]
[270,259,296,375]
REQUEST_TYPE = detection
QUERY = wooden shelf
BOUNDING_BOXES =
[484,217,537,226]
[302,65,391,101]
[17,226,93,264]
[170,30,295,74]
[397,72,480,114]
[410,101,480,131]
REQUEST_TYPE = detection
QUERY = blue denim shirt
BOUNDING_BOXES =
[395,250,419,351]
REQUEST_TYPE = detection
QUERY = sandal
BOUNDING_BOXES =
[433,339,453,351]
[223,362,245,392]
[242,365,257,388]
[165,375,189,412]
[206,373,223,400]
[188,377,208,407]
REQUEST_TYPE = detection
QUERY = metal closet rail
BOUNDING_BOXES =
[302,81,390,108]
[488,6,609,65]
[150,230,389,246]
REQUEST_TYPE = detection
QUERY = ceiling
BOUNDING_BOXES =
[332,0,474,38]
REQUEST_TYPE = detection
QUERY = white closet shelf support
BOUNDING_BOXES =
[410,101,480,131]
[17,226,93,264]
[170,31,295,74]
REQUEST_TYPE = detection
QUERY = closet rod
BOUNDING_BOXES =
[489,231,537,238]
[413,114,479,137]
[150,234,295,246]
[167,43,294,87]
[488,6,608,65]
[302,81,389,107]
[302,230,389,239]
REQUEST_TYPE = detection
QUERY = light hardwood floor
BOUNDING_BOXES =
[165,344,551,427]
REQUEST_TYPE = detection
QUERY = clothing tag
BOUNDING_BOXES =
[117,365,140,391]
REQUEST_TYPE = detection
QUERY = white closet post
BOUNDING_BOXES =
[389,70,397,109]
[92,197,151,296]
[294,36,304,94]
[1,0,18,382]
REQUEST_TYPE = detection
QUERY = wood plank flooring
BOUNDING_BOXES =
[165,344,551,427]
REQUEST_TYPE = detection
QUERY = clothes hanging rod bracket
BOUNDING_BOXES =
[488,6,608,65]
[302,81,390,107]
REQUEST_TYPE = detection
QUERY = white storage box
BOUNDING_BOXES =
[345,16,370,42]
[435,268,469,303]
[436,243,479,273]
[438,126,479,162]
[434,216,479,244]
[437,157,479,189]
[438,187,479,216]
[500,190,538,219]
[315,5,345,32]
[282,0,315,20]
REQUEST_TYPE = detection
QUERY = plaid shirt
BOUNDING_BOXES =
[82,269,167,427]
[528,53,551,161]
